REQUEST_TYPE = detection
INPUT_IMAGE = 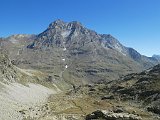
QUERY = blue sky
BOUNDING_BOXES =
[0,0,160,56]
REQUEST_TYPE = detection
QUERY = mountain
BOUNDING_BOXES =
[153,55,160,62]
[0,20,159,85]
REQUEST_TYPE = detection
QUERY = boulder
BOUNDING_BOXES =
[86,110,142,120]
[101,95,114,100]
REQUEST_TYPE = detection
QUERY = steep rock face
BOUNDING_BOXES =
[2,20,159,85]
[100,34,127,56]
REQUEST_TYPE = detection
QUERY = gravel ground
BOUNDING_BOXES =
[0,82,59,120]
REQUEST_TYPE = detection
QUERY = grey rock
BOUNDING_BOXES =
[86,110,142,120]
[101,95,114,100]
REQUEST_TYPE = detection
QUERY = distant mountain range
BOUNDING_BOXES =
[0,20,159,85]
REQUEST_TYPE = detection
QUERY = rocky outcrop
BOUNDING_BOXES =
[86,110,142,120]
[0,50,18,82]
[107,64,160,115]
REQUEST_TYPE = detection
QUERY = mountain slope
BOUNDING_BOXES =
[153,55,160,62]
[105,64,160,115]
[0,49,61,120]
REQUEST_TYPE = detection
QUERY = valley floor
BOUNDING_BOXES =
[41,93,160,120]
[0,82,159,120]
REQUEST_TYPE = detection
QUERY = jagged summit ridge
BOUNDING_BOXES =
[48,19,83,30]
[29,19,96,49]
[48,19,66,29]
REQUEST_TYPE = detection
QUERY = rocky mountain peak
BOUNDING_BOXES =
[29,20,90,49]
[48,19,66,29]
[48,19,83,30]
[67,21,83,29]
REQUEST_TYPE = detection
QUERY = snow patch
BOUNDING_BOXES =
[61,31,71,38]
[65,65,68,69]
[63,48,67,51]
[62,58,65,61]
